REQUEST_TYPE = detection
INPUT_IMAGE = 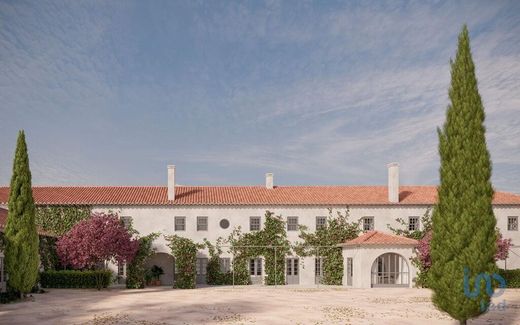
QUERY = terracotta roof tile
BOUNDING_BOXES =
[0,185,518,206]
[343,231,419,246]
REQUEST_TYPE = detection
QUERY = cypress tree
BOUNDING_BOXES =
[4,130,40,298]
[429,26,496,324]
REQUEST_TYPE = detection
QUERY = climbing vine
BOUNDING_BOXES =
[224,210,290,285]
[204,238,233,285]
[294,207,360,285]
[39,235,59,271]
[126,232,160,289]
[165,235,203,289]
[36,205,91,236]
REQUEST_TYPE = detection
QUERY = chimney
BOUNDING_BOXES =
[265,173,274,189]
[167,165,176,201]
[387,163,399,203]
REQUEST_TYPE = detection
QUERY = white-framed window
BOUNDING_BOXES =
[363,217,374,231]
[250,258,262,276]
[117,261,126,277]
[287,216,298,231]
[508,216,518,231]
[250,216,261,231]
[197,216,208,231]
[316,216,327,230]
[174,216,186,231]
[220,257,231,273]
[408,216,419,231]
[120,216,132,229]
[315,257,323,277]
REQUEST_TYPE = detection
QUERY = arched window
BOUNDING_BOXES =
[371,253,410,287]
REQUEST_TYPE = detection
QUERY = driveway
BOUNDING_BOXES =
[0,286,518,324]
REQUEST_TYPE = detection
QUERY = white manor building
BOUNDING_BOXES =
[1,163,519,288]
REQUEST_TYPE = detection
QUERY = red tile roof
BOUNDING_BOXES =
[0,185,519,206]
[0,207,54,236]
[342,231,419,246]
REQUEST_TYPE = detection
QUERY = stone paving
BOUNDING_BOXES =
[0,286,519,324]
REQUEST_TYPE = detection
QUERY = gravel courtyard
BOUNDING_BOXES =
[0,286,519,325]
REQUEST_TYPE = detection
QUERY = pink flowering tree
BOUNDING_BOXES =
[411,229,511,287]
[56,213,139,270]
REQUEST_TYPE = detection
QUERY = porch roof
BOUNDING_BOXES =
[341,231,419,247]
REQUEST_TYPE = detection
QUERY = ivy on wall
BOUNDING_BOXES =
[165,235,203,289]
[224,211,290,285]
[39,236,59,271]
[126,232,160,289]
[35,205,91,236]
[294,208,360,285]
[204,238,233,285]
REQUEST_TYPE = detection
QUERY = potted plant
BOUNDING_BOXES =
[150,265,164,286]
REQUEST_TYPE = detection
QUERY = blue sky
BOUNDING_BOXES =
[0,1,519,193]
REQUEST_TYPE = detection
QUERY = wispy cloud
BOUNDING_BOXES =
[0,1,518,193]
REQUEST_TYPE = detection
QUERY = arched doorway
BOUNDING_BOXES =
[145,253,175,286]
[371,253,410,287]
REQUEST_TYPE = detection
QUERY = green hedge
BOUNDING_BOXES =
[40,270,111,289]
[498,269,520,288]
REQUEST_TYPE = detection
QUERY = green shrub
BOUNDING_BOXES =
[498,269,520,288]
[0,285,20,304]
[40,270,111,289]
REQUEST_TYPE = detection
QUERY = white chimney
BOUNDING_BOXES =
[167,165,176,201]
[387,163,400,203]
[265,173,274,189]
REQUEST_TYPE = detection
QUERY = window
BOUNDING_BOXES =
[120,216,132,229]
[250,216,261,231]
[196,258,208,275]
[315,257,323,277]
[316,216,327,230]
[220,258,231,273]
[508,216,518,231]
[363,217,374,231]
[346,257,353,286]
[287,216,298,231]
[174,216,186,231]
[220,219,230,229]
[408,217,419,231]
[197,216,208,231]
[118,262,126,277]
[250,258,262,276]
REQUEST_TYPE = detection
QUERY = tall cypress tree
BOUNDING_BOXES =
[429,26,496,324]
[4,130,39,298]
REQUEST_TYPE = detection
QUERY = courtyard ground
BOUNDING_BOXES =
[0,286,519,324]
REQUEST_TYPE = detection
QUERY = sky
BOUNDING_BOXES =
[0,1,519,193]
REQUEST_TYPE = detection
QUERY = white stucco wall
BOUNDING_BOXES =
[342,245,417,288]
[93,204,520,287]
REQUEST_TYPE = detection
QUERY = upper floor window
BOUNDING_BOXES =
[174,216,186,231]
[250,216,261,231]
[316,216,327,230]
[197,216,208,231]
[408,216,419,231]
[362,217,374,231]
[508,216,518,231]
[287,216,298,231]
[120,216,132,229]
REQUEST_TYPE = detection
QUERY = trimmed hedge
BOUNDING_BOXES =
[40,270,111,289]
[498,269,520,288]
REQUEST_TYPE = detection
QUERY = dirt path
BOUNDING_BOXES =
[0,287,519,324]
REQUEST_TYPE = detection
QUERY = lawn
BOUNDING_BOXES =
[0,287,518,324]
